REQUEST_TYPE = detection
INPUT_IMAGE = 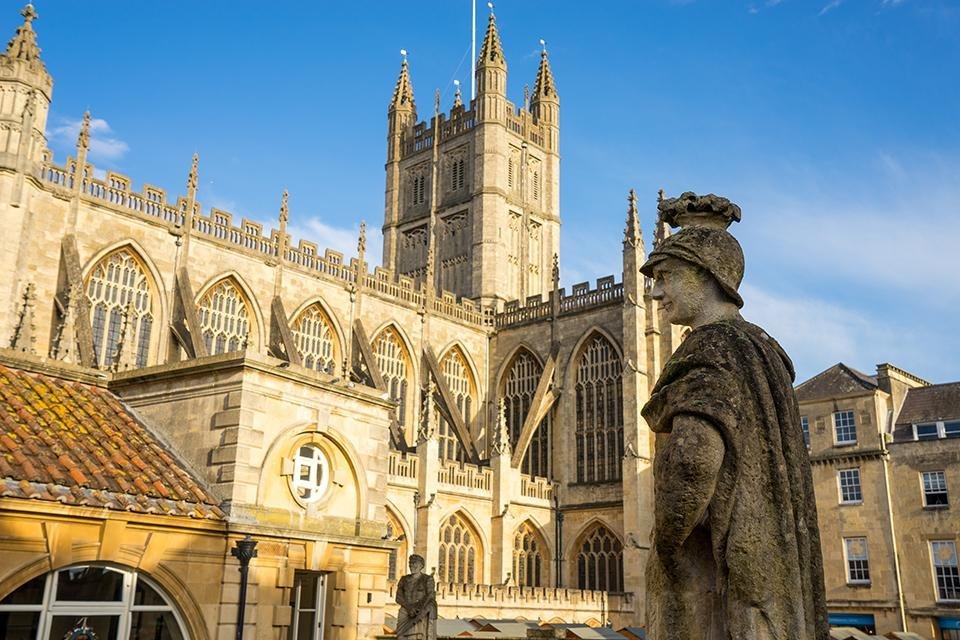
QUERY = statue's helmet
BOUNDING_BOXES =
[640,225,745,308]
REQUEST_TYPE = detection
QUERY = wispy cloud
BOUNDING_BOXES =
[740,283,922,382]
[288,216,383,266]
[50,116,129,162]
[819,0,843,15]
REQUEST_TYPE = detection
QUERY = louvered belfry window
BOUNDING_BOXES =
[575,336,623,483]
[197,279,250,355]
[503,350,551,478]
[292,304,337,373]
[86,249,153,369]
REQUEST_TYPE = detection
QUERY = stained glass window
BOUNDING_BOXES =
[292,304,338,373]
[575,336,623,483]
[197,279,251,355]
[85,249,153,369]
[373,327,410,442]
[502,350,551,478]
[576,525,623,592]
[438,347,474,462]
[437,513,480,585]
[513,521,545,587]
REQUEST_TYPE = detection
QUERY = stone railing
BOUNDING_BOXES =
[437,460,492,493]
[387,583,635,624]
[387,452,418,486]
[519,474,554,502]
[36,155,493,328]
[494,275,624,328]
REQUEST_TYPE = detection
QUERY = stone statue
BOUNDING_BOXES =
[394,554,437,640]
[639,193,828,640]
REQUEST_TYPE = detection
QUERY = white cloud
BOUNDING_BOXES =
[288,217,383,267]
[50,116,129,162]
[739,283,921,382]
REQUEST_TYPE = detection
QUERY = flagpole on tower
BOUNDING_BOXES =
[471,0,476,101]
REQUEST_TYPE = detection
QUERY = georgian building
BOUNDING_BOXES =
[797,363,960,639]
[0,5,679,639]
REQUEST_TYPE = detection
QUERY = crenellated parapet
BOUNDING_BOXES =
[35,151,496,328]
[495,275,623,329]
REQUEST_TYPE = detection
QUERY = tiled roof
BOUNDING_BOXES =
[796,363,877,402]
[896,381,960,426]
[0,362,224,519]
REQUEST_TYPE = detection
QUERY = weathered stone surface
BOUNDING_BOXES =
[640,194,829,640]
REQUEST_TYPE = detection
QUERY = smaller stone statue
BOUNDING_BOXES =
[395,554,437,640]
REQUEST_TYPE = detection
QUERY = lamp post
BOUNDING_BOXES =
[231,535,258,640]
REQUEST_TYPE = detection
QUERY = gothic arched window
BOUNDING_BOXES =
[292,303,338,373]
[437,347,474,462]
[576,524,623,592]
[197,279,251,355]
[373,327,411,442]
[85,249,154,369]
[438,512,481,585]
[385,509,408,582]
[513,521,546,587]
[502,350,551,479]
[575,335,623,483]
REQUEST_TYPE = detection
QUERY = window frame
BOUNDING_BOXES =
[931,540,960,603]
[0,564,188,640]
[800,415,810,449]
[921,470,949,508]
[838,467,863,505]
[833,410,858,446]
[289,571,328,640]
[844,537,871,585]
[912,420,960,441]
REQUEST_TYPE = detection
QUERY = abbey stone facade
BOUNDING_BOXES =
[0,6,681,639]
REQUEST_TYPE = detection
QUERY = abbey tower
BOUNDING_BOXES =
[382,12,560,306]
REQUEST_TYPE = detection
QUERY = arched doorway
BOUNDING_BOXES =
[0,565,189,640]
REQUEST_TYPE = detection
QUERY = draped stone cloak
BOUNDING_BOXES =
[642,318,828,640]
[395,572,437,640]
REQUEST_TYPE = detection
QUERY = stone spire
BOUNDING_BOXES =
[4,4,41,64]
[51,283,82,364]
[654,188,671,248]
[531,47,557,103]
[389,56,416,114]
[624,189,644,250]
[9,282,36,353]
[76,111,91,154]
[477,11,506,70]
[452,82,463,109]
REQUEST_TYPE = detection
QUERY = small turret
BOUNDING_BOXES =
[530,47,558,113]
[475,11,507,121]
[530,44,559,149]
[389,56,416,119]
[0,4,52,171]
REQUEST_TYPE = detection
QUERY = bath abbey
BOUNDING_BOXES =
[0,5,679,639]
[3,5,960,640]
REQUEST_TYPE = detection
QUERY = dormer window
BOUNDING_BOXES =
[912,420,960,440]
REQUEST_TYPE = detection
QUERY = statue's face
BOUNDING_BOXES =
[650,257,710,327]
[409,558,424,573]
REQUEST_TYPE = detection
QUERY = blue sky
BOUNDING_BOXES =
[19,1,960,383]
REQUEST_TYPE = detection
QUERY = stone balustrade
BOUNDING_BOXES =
[437,460,492,494]
[519,474,554,503]
[387,451,418,488]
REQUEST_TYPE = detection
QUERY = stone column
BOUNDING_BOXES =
[415,384,441,575]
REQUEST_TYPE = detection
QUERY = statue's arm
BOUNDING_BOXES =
[655,413,724,568]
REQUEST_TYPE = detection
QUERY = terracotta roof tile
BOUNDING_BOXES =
[0,362,224,520]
